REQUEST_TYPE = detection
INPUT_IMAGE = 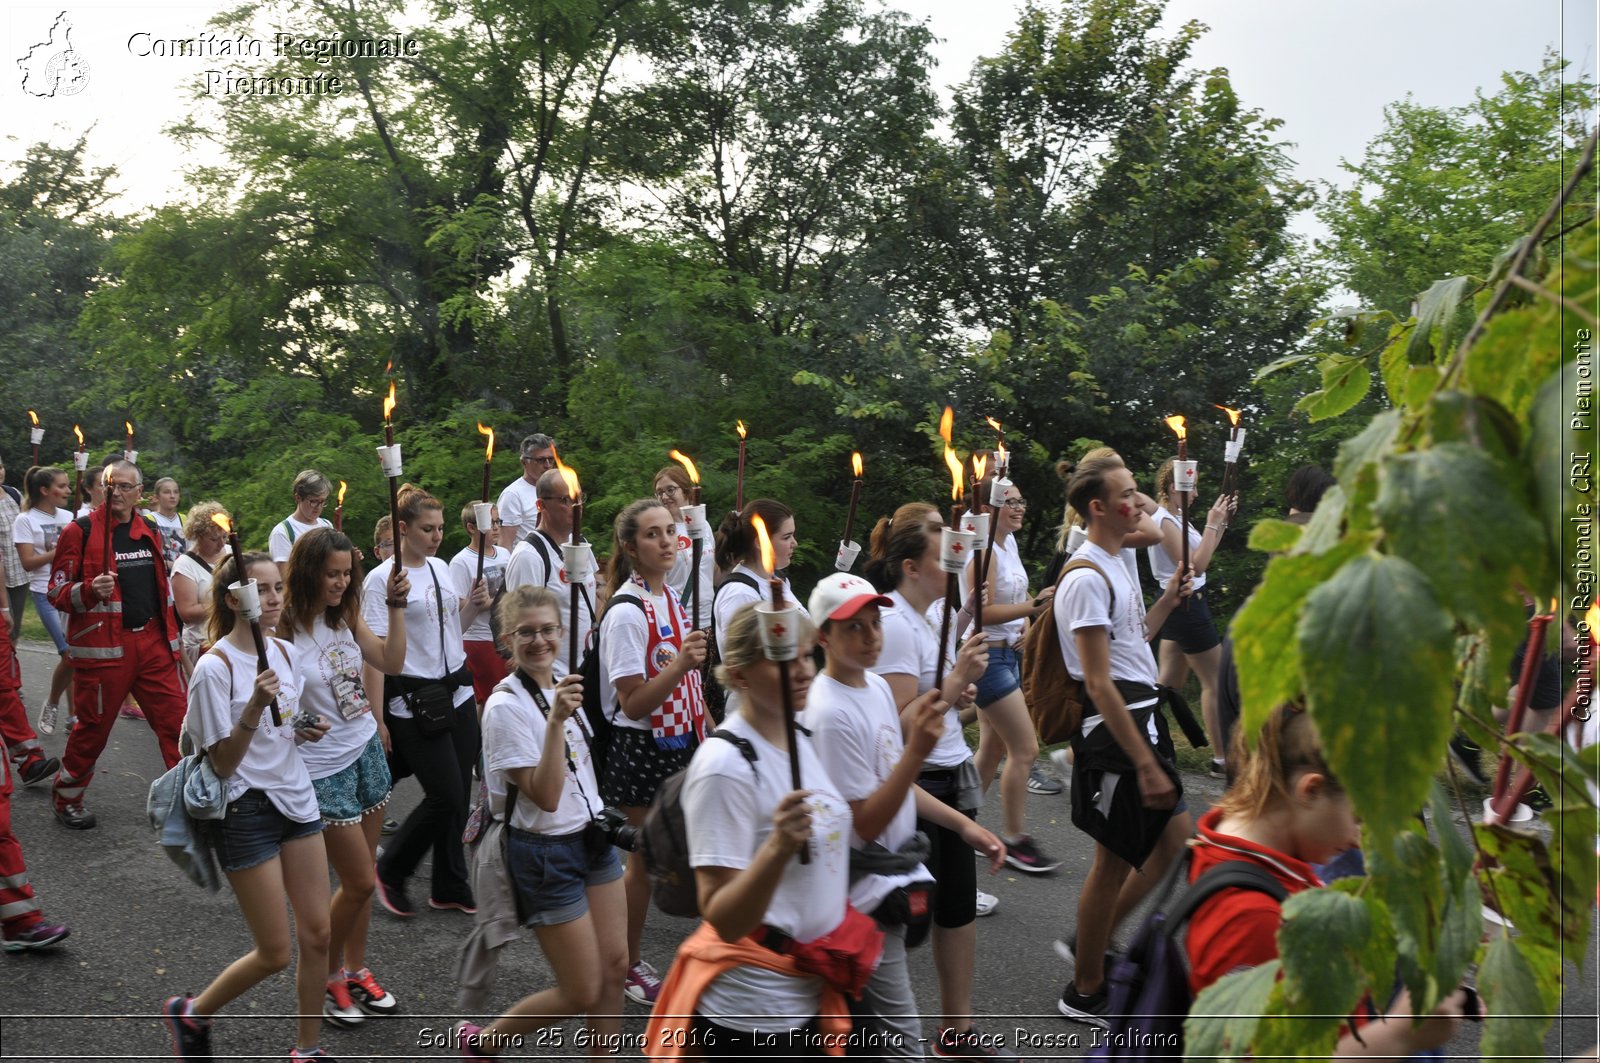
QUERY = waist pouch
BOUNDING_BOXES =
[870,881,936,948]
[758,904,885,999]
[387,668,472,736]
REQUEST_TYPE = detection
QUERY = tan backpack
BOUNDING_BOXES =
[1021,559,1114,745]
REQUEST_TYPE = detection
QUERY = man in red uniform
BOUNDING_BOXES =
[48,460,185,829]
[0,609,70,949]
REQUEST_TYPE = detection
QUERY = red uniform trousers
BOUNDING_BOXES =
[0,613,45,769]
[464,639,509,705]
[53,625,185,810]
[0,748,42,936]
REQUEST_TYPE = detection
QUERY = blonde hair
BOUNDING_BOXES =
[714,602,817,687]
[1154,457,1179,508]
[1056,448,1123,550]
[1216,705,1342,822]
[183,501,228,543]
[497,585,561,637]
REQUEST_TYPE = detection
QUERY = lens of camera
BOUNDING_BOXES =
[612,822,640,853]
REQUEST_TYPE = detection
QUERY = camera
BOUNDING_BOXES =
[291,711,323,731]
[586,806,640,853]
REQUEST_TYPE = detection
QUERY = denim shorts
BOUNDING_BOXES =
[207,789,324,873]
[975,645,1021,707]
[30,591,67,654]
[311,734,393,826]
[506,826,624,927]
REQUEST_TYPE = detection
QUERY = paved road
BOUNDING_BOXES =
[0,640,1592,1061]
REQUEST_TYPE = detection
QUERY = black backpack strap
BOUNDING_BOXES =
[707,729,759,772]
[1165,858,1289,930]
[715,571,762,598]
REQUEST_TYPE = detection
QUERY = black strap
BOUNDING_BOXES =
[184,551,214,575]
[425,561,450,682]
[1165,855,1289,931]
[595,593,644,721]
[512,668,598,817]
[706,728,758,770]
[525,529,595,619]
[708,571,763,661]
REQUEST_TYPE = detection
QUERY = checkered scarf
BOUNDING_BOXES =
[632,575,707,750]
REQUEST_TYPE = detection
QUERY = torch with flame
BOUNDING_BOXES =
[1165,415,1193,586]
[670,449,707,626]
[71,425,86,511]
[750,511,808,851]
[124,420,136,464]
[985,416,1007,473]
[383,383,397,446]
[940,406,964,526]
[669,449,702,504]
[550,446,586,667]
[334,480,347,532]
[28,409,41,462]
[212,512,281,725]
[477,422,496,503]
[1215,404,1245,494]
[839,451,865,565]
[735,420,748,513]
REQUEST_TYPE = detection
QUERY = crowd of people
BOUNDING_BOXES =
[0,431,1575,1061]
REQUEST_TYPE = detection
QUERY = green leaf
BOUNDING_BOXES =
[1295,354,1372,421]
[1478,934,1552,1059]
[1247,518,1303,554]
[1185,959,1282,1059]
[1230,542,1362,738]
[1475,823,1577,995]
[1526,370,1594,610]
[1379,334,1410,406]
[1332,409,1403,483]
[1427,390,1523,467]
[1404,274,1478,365]
[1370,829,1446,1010]
[1254,352,1318,382]
[1294,484,1348,556]
[1278,889,1374,1018]
[1298,554,1456,843]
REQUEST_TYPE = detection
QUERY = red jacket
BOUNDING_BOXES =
[47,508,180,668]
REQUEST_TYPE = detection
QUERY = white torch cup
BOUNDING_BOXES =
[989,476,1013,507]
[29,428,44,445]
[962,512,990,541]
[123,449,138,466]
[561,542,596,583]
[376,444,403,477]
[1066,524,1088,555]
[73,451,88,471]
[473,502,494,533]
[939,527,975,575]
[1173,459,1198,496]
[756,604,801,662]
[682,503,709,541]
[834,539,862,572]
[230,579,262,621]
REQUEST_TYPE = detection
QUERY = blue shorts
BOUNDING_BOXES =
[207,789,323,873]
[975,645,1021,707]
[30,591,67,654]
[506,826,624,927]
[311,735,393,826]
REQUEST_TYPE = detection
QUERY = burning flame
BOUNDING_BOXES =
[337,481,348,507]
[383,382,396,422]
[477,422,495,461]
[851,451,863,478]
[939,406,954,444]
[27,410,38,427]
[751,513,776,576]
[973,454,988,482]
[996,442,1008,471]
[940,405,962,501]
[1214,404,1242,426]
[550,444,580,501]
[212,512,232,534]
[735,420,747,441]
[1164,414,1187,442]
[669,449,701,484]
[73,424,84,448]
[125,420,134,436]
[985,416,1003,435]
[385,359,393,375]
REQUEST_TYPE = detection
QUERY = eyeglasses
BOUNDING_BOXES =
[304,497,328,508]
[1002,498,1027,509]
[513,624,563,642]
[107,480,143,494]
[655,485,683,499]
[525,455,557,467]
[376,540,393,551]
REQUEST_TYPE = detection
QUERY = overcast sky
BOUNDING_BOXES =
[4,0,1596,223]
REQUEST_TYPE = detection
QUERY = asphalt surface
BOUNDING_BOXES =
[0,639,1594,1061]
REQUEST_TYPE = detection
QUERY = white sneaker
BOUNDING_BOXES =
[975,889,999,917]
[37,703,58,736]
[1049,747,1072,781]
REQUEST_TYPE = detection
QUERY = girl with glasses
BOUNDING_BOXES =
[650,465,714,631]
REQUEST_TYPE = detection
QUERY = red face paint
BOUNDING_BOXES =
[1118,502,1134,519]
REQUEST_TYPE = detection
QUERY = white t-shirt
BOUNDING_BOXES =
[286,615,377,780]
[1054,541,1159,734]
[173,550,228,654]
[143,510,187,566]
[496,477,542,543]
[964,534,1028,645]
[482,675,602,836]
[713,564,809,657]
[871,590,969,769]
[1146,506,1207,592]
[449,544,508,642]
[15,507,74,593]
[683,712,851,1032]
[599,585,681,733]
[667,521,716,631]
[504,531,595,679]
[362,556,473,716]
[268,514,332,564]
[187,637,319,822]
[802,672,927,914]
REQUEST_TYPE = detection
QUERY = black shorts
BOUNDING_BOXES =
[1157,588,1222,655]
[601,726,697,808]
[916,767,978,929]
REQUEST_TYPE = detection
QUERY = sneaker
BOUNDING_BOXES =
[345,968,398,1014]
[975,889,999,917]
[322,978,364,1028]
[456,1021,490,1062]
[290,1047,338,1060]
[933,1024,1020,1061]
[1026,766,1063,794]
[3,920,70,951]
[1448,732,1487,787]
[120,701,145,720]
[1057,983,1110,1029]
[18,753,60,788]
[623,960,662,1006]
[429,896,477,914]
[37,703,59,736]
[374,871,415,918]
[53,802,96,830]
[1049,747,1073,780]
[1208,758,1228,779]
[162,994,215,1061]
[1053,932,1116,972]
[1003,834,1060,874]
[381,817,400,835]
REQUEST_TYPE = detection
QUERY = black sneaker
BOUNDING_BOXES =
[374,870,415,918]
[1448,733,1487,788]
[162,995,215,1061]
[18,754,59,787]
[53,802,96,830]
[1003,834,1061,874]
[1057,983,1110,1029]
[932,1024,1019,1062]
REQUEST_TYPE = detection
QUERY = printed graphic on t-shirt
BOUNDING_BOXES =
[113,525,161,629]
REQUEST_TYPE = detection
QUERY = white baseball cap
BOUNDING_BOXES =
[809,572,893,622]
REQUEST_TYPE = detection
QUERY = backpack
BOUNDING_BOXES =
[1020,559,1114,745]
[701,571,760,724]
[1088,851,1288,1060]
[640,730,758,918]
[575,592,642,784]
